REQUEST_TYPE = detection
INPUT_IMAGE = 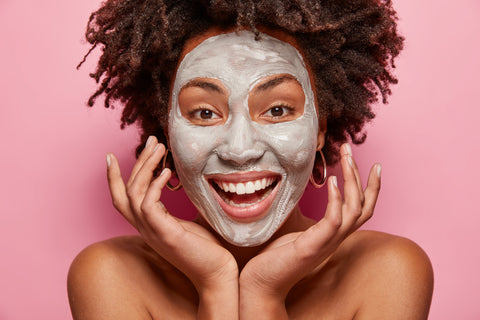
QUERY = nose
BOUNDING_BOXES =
[216,112,264,165]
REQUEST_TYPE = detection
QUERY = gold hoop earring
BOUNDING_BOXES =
[162,148,182,191]
[309,149,327,188]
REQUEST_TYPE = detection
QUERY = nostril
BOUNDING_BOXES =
[216,149,265,165]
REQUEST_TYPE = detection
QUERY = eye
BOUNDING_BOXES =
[267,106,285,117]
[188,107,222,125]
[262,105,294,119]
[196,109,217,119]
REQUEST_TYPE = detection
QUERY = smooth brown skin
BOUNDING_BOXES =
[68,29,434,319]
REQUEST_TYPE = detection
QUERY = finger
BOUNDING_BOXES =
[353,163,381,230]
[142,167,171,210]
[269,178,343,291]
[127,136,158,186]
[140,168,183,237]
[106,153,136,227]
[294,176,342,259]
[340,143,364,203]
[127,143,166,213]
[323,176,343,232]
[340,152,363,227]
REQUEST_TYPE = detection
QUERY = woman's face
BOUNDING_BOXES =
[168,30,323,246]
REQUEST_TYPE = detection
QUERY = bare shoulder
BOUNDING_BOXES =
[343,230,434,319]
[286,230,433,319]
[67,236,197,320]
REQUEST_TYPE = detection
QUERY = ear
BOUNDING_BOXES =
[317,118,327,150]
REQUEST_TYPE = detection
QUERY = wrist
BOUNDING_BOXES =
[198,278,239,320]
[239,282,287,320]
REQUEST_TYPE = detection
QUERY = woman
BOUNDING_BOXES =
[68,0,434,318]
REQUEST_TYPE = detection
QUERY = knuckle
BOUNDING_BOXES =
[359,194,366,205]
[294,242,318,261]
[349,205,362,218]
[299,248,318,261]
[140,200,155,214]
[126,185,138,200]
[111,198,122,210]
[363,208,374,220]
[326,214,342,230]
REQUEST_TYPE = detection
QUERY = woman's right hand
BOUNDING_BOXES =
[106,136,238,317]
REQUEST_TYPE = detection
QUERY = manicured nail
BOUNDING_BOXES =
[376,164,382,178]
[347,155,354,168]
[146,136,154,147]
[153,143,160,152]
[331,176,338,188]
[160,168,168,176]
[345,143,352,156]
[106,154,111,167]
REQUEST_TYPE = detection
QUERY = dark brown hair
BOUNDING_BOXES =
[80,0,403,167]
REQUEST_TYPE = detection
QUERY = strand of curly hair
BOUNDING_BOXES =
[79,0,403,168]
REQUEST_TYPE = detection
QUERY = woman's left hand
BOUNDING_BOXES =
[239,144,382,317]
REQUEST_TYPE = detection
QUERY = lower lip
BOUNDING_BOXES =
[209,181,280,222]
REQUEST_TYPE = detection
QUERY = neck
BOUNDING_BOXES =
[198,205,316,270]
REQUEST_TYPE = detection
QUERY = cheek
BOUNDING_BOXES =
[258,120,317,168]
[169,121,222,172]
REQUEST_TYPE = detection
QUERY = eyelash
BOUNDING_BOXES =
[186,103,296,125]
[262,104,295,118]
[188,107,221,121]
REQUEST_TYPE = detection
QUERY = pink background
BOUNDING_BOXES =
[1,0,479,318]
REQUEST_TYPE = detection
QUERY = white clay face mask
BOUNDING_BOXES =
[169,31,319,246]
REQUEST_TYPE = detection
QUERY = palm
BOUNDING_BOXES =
[241,223,336,298]
[106,139,237,291]
[241,145,382,298]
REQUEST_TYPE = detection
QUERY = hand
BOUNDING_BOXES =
[106,136,238,295]
[239,143,381,312]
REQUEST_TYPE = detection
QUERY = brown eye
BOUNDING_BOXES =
[189,107,221,124]
[264,105,292,118]
[258,104,297,123]
[270,106,284,117]
[200,109,213,119]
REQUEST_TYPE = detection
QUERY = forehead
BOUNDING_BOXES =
[173,31,310,90]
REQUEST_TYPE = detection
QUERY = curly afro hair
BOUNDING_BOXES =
[79,0,403,167]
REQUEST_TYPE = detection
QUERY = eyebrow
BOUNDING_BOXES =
[253,74,298,93]
[181,79,226,95]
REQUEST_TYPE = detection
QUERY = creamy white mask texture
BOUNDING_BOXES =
[169,31,319,246]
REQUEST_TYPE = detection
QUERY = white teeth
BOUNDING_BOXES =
[215,177,277,195]
[245,181,255,194]
[261,178,267,189]
[236,183,246,195]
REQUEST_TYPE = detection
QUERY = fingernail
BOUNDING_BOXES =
[106,154,111,167]
[376,164,382,178]
[332,176,338,188]
[347,155,354,168]
[345,143,352,156]
[160,168,169,176]
[146,136,154,147]
[153,143,160,152]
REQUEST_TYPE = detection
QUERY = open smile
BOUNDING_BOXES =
[206,172,281,222]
